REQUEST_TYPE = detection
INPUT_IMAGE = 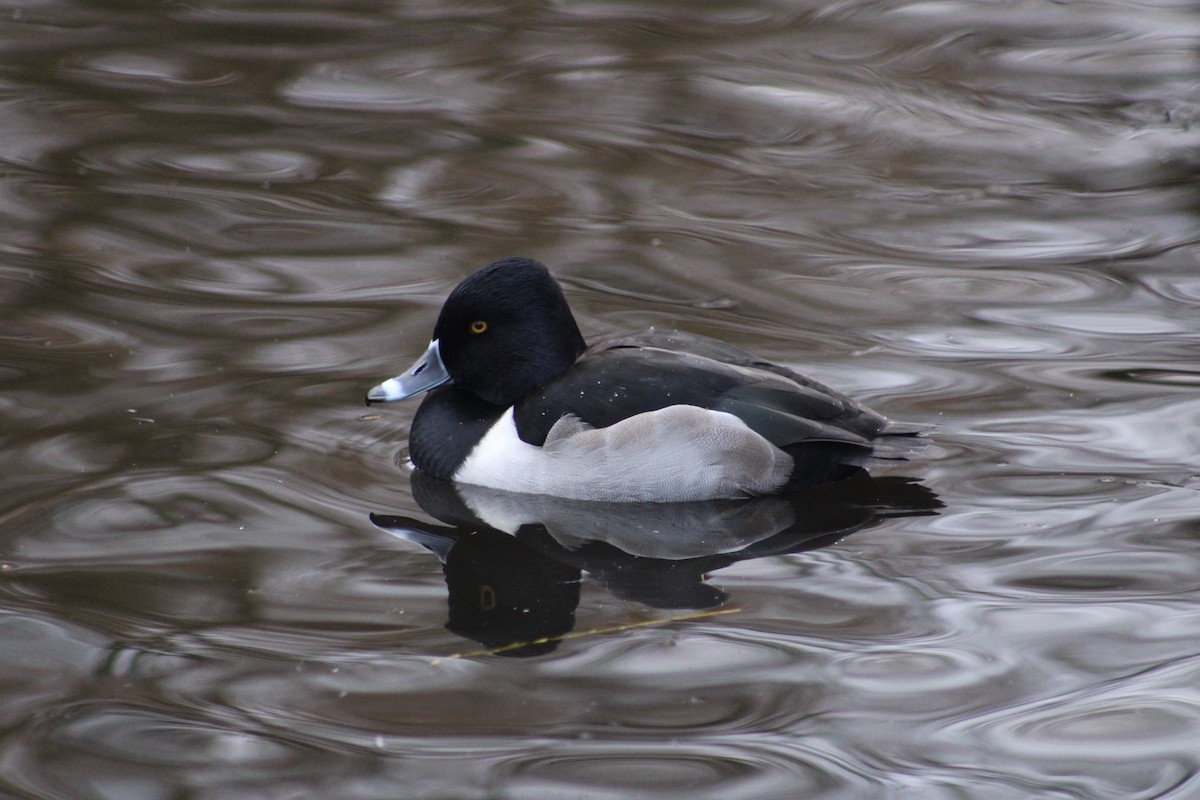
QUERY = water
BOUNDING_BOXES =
[2,1,1199,797]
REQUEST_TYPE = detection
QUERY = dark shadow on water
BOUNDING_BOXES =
[371,471,941,657]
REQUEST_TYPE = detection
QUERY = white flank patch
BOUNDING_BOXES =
[452,405,792,502]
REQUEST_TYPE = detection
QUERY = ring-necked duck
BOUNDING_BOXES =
[367,257,928,502]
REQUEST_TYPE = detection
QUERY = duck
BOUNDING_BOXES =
[366,256,928,502]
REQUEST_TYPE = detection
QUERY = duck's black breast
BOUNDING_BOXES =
[409,387,506,479]
[512,332,888,451]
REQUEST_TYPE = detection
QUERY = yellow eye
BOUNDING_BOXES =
[469,320,488,334]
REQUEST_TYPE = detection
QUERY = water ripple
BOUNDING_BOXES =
[839,263,1125,305]
[64,51,239,91]
[950,656,1200,786]
[975,306,1200,338]
[966,396,1200,474]
[497,744,848,800]
[78,142,326,184]
[55,704,301,767]
[835,645,1009,706]
[283,59,506,113]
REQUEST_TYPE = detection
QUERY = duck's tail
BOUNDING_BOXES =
[857,421,935,464]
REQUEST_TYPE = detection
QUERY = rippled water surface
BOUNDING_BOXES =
[3,1,1200,797]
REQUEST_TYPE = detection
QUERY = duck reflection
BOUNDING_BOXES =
[371,471,940,656]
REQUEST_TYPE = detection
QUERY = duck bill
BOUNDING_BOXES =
[366,339,451,404]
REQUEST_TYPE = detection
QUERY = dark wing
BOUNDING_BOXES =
[598,328,847,395]
[512,329,889,452]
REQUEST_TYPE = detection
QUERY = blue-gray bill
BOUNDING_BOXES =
[366,339,451,404]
